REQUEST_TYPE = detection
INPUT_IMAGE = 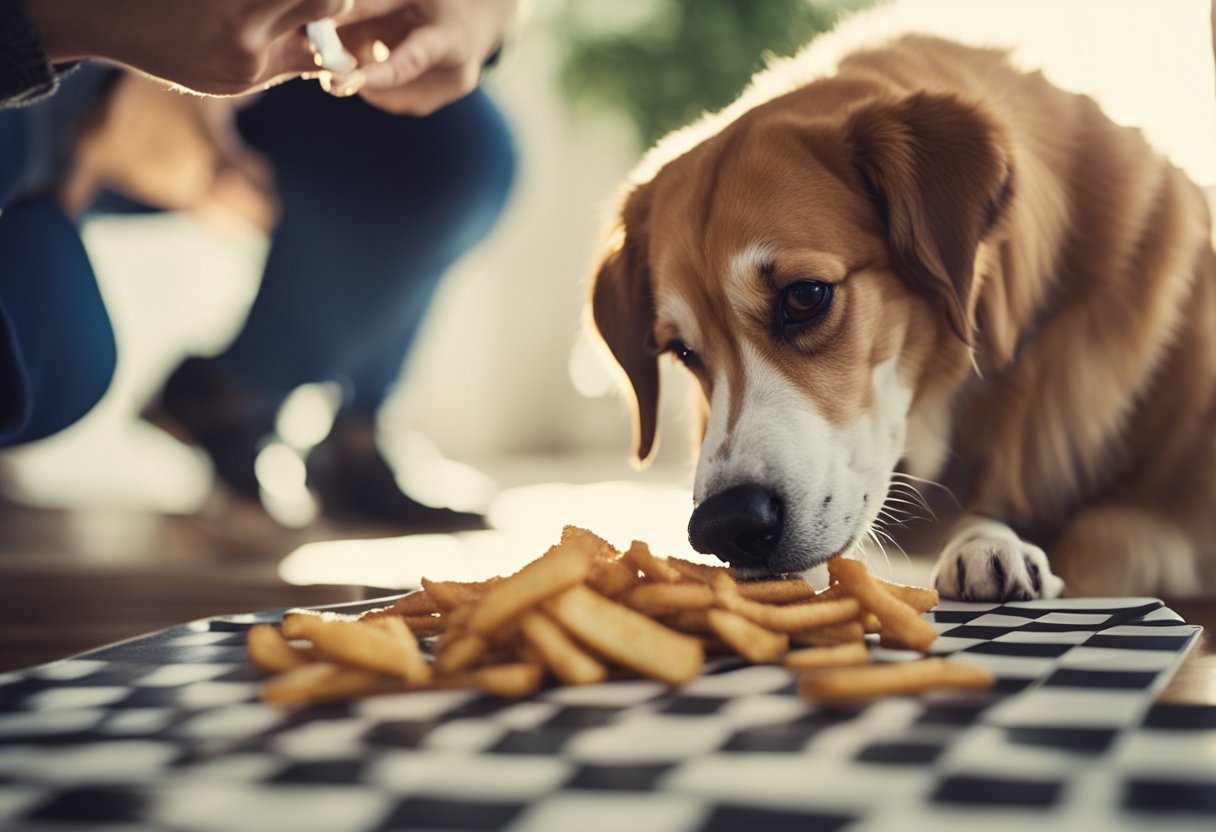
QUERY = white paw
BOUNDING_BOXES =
[932,523,1064,602]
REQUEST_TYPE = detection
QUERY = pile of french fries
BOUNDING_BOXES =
[248,526,994,708]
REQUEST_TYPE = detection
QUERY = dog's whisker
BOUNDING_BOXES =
[890,471,960,508]
[865,527,892,570]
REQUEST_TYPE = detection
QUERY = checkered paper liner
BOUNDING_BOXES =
[0,597,1210,832]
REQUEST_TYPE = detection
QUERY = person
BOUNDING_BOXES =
[1,0,518,529]
[4,0,519,112]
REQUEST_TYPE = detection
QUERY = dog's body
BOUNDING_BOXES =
[589,31,1216,600]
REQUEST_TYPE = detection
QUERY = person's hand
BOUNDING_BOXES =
[25,0,353,95]
[336,0,518,115]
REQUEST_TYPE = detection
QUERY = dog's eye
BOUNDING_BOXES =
[780,281,834,327]
[666,340,702,370]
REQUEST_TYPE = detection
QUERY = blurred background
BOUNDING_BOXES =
[2,0,1214,668]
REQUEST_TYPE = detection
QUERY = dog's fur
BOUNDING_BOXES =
[588,31,1216,600]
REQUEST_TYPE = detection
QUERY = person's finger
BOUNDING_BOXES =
[359,24,455,90]
[359,63,477,116]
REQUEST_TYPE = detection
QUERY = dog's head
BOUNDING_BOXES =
[590,86,1012,573]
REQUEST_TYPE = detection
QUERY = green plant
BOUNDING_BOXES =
[558,0,875,148]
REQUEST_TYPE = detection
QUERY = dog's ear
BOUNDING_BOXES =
[848,93,1012,344]
[588,187,660,465]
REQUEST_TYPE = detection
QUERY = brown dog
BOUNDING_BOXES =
[588,33,1216,600]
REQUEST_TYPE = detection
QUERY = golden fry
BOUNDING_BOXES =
[736,578,817,604]
[291,616,433,686]
[402,614,446,637]
[436,632,488,674]
[707,609,789,663]
[875,578,940,614]
[621,582,714,616]
[783,641,870,670]
[622,541,685,583]
[247,624,312,673]
[660,609,714,634]
[280,609,361,639]
[260,662,387,707]
[791,620,866,647]
[386,591,441,616]
[587,558,641,598]
[421,577,497,611]
[438,663,545,698]
[667,557,734,583]
[520,610,608,686]
[797,658,994,702]
[711,573,861,633]
[828,558,937,652]
[546,585,704,686]
[561,525,619,561]
[467,541,595,635]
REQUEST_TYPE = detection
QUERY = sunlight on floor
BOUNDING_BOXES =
[278,479,711,589]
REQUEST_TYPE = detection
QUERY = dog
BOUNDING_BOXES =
[587,29,1216,601]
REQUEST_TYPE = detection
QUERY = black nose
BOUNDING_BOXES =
[688,484,783,568]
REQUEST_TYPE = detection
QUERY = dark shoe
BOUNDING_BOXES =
[307,415,487,532]
[141,356,279,503]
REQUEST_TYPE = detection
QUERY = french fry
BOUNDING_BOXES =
[783,641,870,670]
[828,558,937,652]
[546,585,704,686]
[290,616,432,686]
[875,578,940,613]
[520,610,608,686]
[252,526,958,710]
[622,541,685,583]
[587,558,641,598]
[711,573,861,633]
[247,624,312,673]
[661,609,714,635]
[260,662,387,707]
[386,591,441,616]
[467,541,595,635]
[791,620,866,647]
[561,525,619,560]
[707,609,789,663]
[797,658,994,702]
[280,608,361,639]
[620,582,715,615]
[438,663,545,698]
[667,557,734,583]
[737,578,817,604]
[401,614,447,637]
[421,578,497,611]
[436,632,488,674]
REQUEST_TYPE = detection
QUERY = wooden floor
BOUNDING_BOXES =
[0,498,365,671]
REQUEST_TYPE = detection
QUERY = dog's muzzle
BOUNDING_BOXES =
[688,484,783,569]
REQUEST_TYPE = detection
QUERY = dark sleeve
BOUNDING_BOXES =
[0,0,58,108]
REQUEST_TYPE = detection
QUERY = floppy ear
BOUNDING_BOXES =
[588,188,660,465]
[848,93,1012,344]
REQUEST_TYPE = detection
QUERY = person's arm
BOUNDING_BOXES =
[17,0,350,98]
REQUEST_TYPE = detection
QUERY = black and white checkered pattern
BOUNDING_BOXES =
[0,597,1209,831]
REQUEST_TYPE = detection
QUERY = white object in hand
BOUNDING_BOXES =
[306,19,358,76]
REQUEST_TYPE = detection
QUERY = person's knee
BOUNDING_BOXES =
[0,199,116,446]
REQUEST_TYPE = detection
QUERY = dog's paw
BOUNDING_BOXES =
[932,524,1064,602]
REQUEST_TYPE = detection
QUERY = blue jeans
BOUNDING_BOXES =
[0,68,516,445]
